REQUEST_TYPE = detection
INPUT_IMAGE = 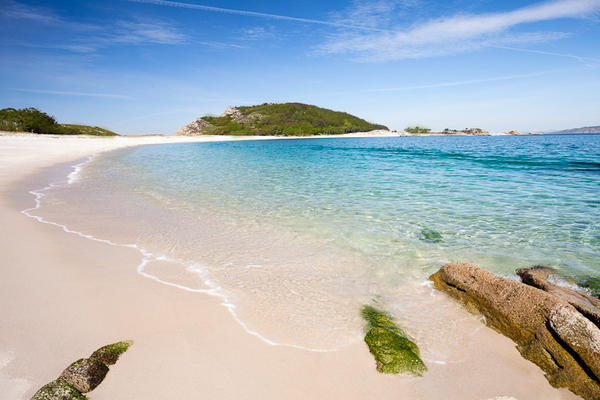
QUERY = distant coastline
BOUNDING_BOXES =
[547,126,600,134]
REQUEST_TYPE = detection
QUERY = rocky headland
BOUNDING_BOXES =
[430,263,600,400]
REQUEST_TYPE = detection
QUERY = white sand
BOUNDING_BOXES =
[0,133,579,400]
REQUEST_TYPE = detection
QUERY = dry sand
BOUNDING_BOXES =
[0,133,580,399]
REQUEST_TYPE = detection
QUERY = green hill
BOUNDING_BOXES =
[60,124,118,136]
[176,103,388,136]
[0,107,118,136]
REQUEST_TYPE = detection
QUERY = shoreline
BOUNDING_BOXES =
[20,154,335,353]
[0,133,580,399]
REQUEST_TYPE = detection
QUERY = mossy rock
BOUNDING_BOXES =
[31,379,86,400]
[361,306,426,376]
[420,229,442,243]
[59,358,108,393]
[90,340,133,366]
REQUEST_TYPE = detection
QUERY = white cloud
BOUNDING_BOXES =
[319,0,600,60]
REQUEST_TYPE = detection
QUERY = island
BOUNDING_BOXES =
[175,103,388,136]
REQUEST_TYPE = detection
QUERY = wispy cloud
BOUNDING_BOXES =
[1,0,61,24]
[11,88,131,99]
[491,45,598,66]
[239,27,274,41]
[111,20,187,44]
[360,69,570,92]
[1,1,189,50]
[127,0,390,31]
[319,0,600,60]
[328,0,416,29]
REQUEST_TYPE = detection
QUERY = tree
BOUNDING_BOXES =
[0,107,68,134]
[405,126,431,134]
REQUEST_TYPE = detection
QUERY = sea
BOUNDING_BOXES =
[29,133,600,356]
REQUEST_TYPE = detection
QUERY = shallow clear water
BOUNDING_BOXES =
[35,134,600,351]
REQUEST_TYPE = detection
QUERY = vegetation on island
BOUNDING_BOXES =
[361,305,427,376]
[193,103,387,136]
[59,124,118,136]
[405,126,431,134]
[0,107,118,136]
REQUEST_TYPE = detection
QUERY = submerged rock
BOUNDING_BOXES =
[430,263,600,400]
[518,266,600,328]
[576,275,600,299]
[31,380,86,400]
[420,229,442,243]
[361,305,426,376]
[90,340,133,366]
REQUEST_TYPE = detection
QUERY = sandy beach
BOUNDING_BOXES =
[0,133,580,400]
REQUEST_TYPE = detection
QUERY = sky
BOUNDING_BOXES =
[1,0,599,135]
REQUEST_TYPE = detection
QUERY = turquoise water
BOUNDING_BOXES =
[36,134,600,349]
[107,134,599,275]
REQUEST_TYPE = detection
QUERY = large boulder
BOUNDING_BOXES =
[517,266,600,327]
[59,358,108,393]
[430,263,600,400]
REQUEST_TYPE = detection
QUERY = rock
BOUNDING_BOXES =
[420,228,442,243]
[221,106,261,124]
[429,262,600,400]
[518,267,600,327]
[90,340,133,366]
[31,379,86,400]
[174,118,212,136]
[548,304,600,379]
[31,340,133,399]
[361,305,426,376]
[59,358,108,393]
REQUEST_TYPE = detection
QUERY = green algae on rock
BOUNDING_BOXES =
[59,358,108,393]
[31,379,86,400]
[361,305,427,376]
[576,275,600,299]
[90,340,133,366]
[420,229,442,243]
[31,340,133,400]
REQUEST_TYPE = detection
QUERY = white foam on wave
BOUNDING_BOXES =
[21,154,336,353]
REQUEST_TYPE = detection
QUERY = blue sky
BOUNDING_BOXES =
[1,0,599,134]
